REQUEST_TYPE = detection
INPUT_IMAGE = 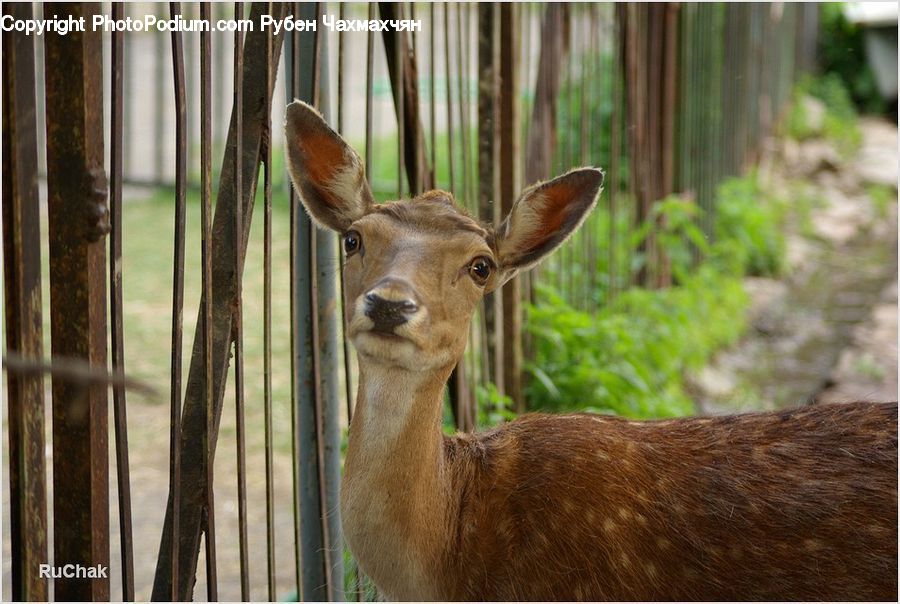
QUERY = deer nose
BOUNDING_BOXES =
[364,292,419,333]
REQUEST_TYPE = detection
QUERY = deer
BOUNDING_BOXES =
[285,100,898,602]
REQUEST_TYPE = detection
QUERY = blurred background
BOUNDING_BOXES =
[3,2,897,602]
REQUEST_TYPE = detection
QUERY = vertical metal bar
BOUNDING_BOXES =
[456,3,469,206]
[477,2,500,390]
[109,2,135,600]
[199,3,218,600]
[380,2,433,194]
[657,3,678,287]
[151,6,288,598]
[155,8,166,183]
[361,7,377,596]
[288,10,304,600]
[398,3,405,198]
[365,3,375,181]
[168,3,187,600]
[444,1,465,430]
[337,2,346,136]
[43,2,110,600]
[263,3,277,601]
[291,5,341,599]
[566,8,578,300]
[445,2,455,191]
[585,5,600,310]
[465,2,479,427]
[499,2,522,412]
[609,5,622,301]
[314,7,345,600]
[2,3,48,599]
[429,3,437,184]
[232,2,251,600]
[335,5,358,599]
[520,3,533,173]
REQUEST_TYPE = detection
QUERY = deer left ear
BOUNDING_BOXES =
[492,168,603,284]
[285,100,374,232]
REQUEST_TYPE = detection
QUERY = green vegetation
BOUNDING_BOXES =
[714,174,787,278]
[555,51,629,191]
[525,265,748,419]
[115,187,297,453]
[785,73,862,156]
[866,184,895,220]
[523,172,790,419]
[475,382,517,428]
[817,3,887,115]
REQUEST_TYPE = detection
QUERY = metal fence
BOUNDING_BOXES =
[3,2,817,601]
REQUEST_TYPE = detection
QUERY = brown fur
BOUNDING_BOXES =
[284,100,898,602]
[441,403,898,601]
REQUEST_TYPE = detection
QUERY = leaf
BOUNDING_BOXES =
[527,364,561,400]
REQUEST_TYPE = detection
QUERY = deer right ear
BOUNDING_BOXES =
[285,101,374,232]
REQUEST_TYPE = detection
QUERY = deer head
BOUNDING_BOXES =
[285,101,603,374]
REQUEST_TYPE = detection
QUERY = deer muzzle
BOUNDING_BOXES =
[364,280,420,334]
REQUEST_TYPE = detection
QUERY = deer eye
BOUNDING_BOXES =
[468,257,493,285]
[343,230,362,256]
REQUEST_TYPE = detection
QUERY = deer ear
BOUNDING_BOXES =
[285,100,374,232]
[493,168,603,279]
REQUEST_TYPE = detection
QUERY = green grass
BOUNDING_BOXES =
[118,187,298,453]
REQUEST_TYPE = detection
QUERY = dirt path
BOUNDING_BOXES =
[692,118,898,413]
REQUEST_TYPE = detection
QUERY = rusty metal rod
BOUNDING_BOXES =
[232,2,251,600]
[168,3,188,599]
[199,2,218,599]
[288,8,303,599]
[109,4,135,599]
[445,2,455,191]
[2,6,49,596]
[43,2,110,599]
[263,2,277,599]
[365,3,375,181]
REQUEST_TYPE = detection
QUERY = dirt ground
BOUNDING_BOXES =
[692,117,898,413]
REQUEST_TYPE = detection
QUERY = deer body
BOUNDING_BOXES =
[348,388,897,601]
[285,101,898,601]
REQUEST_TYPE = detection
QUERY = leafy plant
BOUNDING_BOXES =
[714,174,786,277]
[476,382,517,428]
[631,195,711,284]
[521,170,794,419]
[524,263,748,419]
[785,73,863,157]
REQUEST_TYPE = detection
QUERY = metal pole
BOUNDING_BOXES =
[43,2,110,600]
[291,3,343,599]
[2,3,49,598]
[109,2,135,599]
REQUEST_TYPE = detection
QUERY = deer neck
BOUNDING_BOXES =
[341,360,454,600]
